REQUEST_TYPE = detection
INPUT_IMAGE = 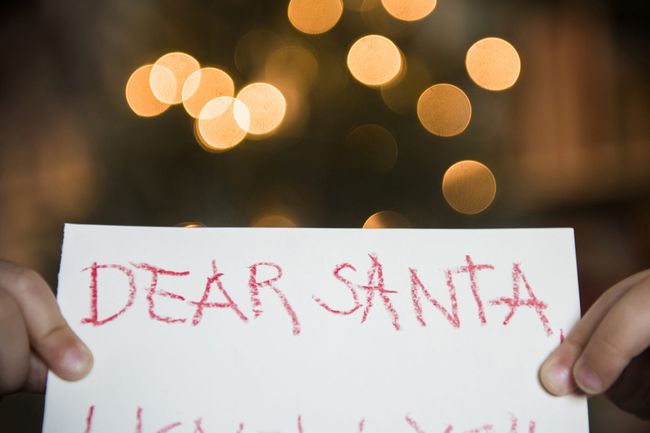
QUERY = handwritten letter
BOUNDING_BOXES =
[43,225,589,433]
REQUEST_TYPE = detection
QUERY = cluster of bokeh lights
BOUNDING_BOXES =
[126,0,522,223]
[126,52,287,152]
[287,0,518,220]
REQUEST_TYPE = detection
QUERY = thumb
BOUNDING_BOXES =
[0,262,93,382]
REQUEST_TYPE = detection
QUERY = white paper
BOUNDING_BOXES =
[43,224,589,433]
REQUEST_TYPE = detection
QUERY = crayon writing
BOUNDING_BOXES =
[249,262,301,335]
[405,413,536,433]
[191,260,249,326]
[82,406,538,433]
[81,255,553,336]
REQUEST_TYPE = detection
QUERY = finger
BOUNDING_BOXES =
[0,261,93,381]
[540,269,650,395]
[605,347,650,419]
[573,275,650,395]
[23,353,49,393]
[0,286,31,394]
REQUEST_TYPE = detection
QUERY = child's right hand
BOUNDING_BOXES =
[539,269,650,419]
[0,261,93,396]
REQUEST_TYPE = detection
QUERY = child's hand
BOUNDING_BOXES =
[539,269,650,418]
[0,261,93,396]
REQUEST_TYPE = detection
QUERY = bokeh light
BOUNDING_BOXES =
[260,42,316,138]
[264,44,319,91]
[252,214,297,227]
[125,65,170,117]
[466,37,521,91]
[177,222,206,228]
[442,160,497,215]
[417,84,472,137]
[343,124,398,173]
[363,210,411,228]
[288,0,343,34]
[380,0,437,21]
[196,96,250,152]
[150,52,200,104]
[236,83,287,136]
[381,56,431,115]
[260,79,309,138]
[182,67,235,119]
[347,35,403,87]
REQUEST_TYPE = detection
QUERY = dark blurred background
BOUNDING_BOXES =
[1,0,649,431]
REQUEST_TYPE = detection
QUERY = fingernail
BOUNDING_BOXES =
[574,360,602,395]
[62,344,93,378]
[540,355,575,395]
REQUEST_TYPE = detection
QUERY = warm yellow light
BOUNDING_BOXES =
[182,67,235,119]
[363,211,411,228]
[150,52,200,104]
[417,84,472,137]
[442,160,496,215]
[256,79,309,138]
[125,65,170,117]
[380,0,437,21]
[236,83,287,136]
[177,222,206,228]
[347,35,403,87]
[466,37,521,91]
[381,56,431,115]
[343,124,398,173]
[252,214,297,227]
[265,44,319,91]
[196,96,250,152]
[288,0,343,34]
[261,43,320,138]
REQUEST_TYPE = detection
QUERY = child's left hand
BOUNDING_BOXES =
[539,269,650,419]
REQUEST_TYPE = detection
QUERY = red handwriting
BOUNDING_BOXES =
[81,263,137,326]
[456,256,494,325]
[191,260,249,326]
[408,255,493,328]
[83,405,95,433]
[314,256,403,330]
[83,406,538,433]
[80,260,294,332]
[249,263,301,335]
[406,413,536,433]
[505,413,536,433]
[405,415,428,433]
[81,255,553,336]
[133,262,190,324]
[489,264,553,336]
[360,254,401,330]
[313,263,363,315]
[136,407,142,433]
[194,418,206,433]
[410,267,459,328]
